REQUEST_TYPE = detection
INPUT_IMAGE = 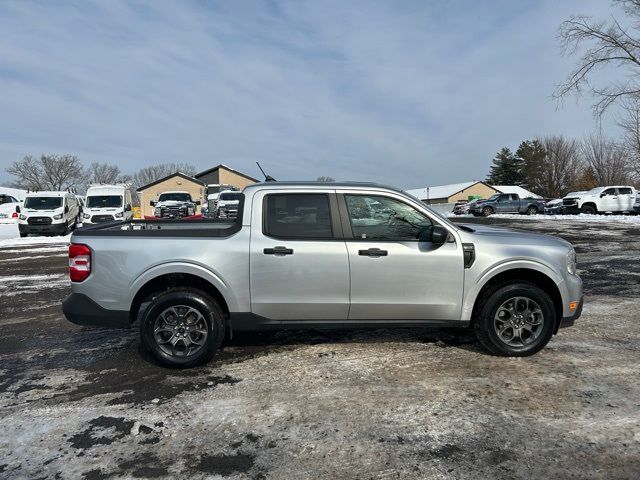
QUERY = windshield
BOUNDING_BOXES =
[219,192,241,201]
[487,194,500,201]
[207,186,221,194]
[86,195,122,208]
[158,193,191,202]
[402,190,455,227]
[24,197,62,210]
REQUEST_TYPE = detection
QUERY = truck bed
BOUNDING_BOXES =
[74,218,240,237]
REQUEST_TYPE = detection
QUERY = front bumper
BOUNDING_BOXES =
[62,293,130,328]
[19,223,67,235]
[559,296,583,329]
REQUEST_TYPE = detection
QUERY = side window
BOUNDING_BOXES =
[619,187,632,195]
[498,194,509,202]
[603,188,616,196]
[345,195,432,241]
[264,194,333,239]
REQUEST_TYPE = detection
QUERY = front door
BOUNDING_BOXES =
[250,190,350,320]
[495,194,513,213]
[341,193,464,321]
[600,188,618,211]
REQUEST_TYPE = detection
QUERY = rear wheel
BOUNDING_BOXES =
[140,289,225,368]
[481,206,494,217]
[581,204,597,215]
[19,232,28,238]
[473,283,555,356]
[526,206,538,215]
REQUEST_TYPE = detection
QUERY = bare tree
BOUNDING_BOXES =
[538,136,582,198]
[87,162,122,185]
[316,176,335,182]
[555,1,640,116]
[617,95,640,180]
[132,163,196,188]
[581,132,631,185]
[6,154,86,192]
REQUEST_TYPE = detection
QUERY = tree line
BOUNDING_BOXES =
[4,154,197,194]
[485,132,637,198]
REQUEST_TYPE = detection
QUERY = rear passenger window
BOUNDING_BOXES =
[619,187,633,195]
[264,194,333,239]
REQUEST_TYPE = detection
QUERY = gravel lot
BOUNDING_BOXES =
[0,217,639,479]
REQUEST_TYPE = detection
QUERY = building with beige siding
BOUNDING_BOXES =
[195,164,258,191]
[137,172,205,218]
[406,181,499,204]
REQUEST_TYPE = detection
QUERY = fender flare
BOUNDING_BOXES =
[127,261,239,312]
[461,259,563,321]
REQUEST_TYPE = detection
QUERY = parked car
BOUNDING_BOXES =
[82,184,133,224]
[452,200,469,215]
[19,191,80,237]
[214,190,242,219]
[468,193,545,217]
[205,183,238,213]
[0,194,21,221]
[63,181,582,367]
[151,191,200,218]
[562,186,637,214]
[634,196,640,214]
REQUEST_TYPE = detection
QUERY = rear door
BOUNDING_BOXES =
[617,187,635,210]
[250,190,350,320]
[340,191,464,321]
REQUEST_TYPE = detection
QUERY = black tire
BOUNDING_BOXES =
[581,204,597,215]
[481,206,493,217]
[526,206,538,215]
[473,282,555,357]
[140,289,225,368]
[19,232,28,238]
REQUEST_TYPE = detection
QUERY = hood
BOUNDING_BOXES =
[156,200,192,207]
[457,223,572,249]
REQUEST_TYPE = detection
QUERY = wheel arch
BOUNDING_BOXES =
[128,264,235,325]
[465,266,563,332]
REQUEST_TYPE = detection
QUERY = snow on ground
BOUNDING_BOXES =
[0,223,70,248]
[449,213,640,224]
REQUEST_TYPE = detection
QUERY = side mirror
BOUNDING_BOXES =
[195,200,201,206]
[65,206,69,213]
[125,204,132,212]
[150,200,156,207]
[430,225,448,244]
[15,205,20,213]
[418,225,448,244]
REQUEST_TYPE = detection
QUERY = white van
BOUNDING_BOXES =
[83,184,133,224]
[18,191,80,237]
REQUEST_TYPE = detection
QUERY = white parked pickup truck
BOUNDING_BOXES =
[563,186,637,214]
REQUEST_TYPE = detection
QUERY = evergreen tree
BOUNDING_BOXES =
[485,147,523,185]
[515,140,546,194]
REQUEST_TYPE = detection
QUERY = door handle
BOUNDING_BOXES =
[264,246,294,256]
[358,248,388,257]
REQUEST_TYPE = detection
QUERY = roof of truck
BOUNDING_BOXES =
[244,181,404,192]
[24,191,70,197]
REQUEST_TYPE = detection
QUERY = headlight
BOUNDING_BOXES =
[19,214,26,220]
[567,249,577,275]
[83,213,90,219]
[115,212,123,218]
[154,209,161,216]
[53,213,63,220]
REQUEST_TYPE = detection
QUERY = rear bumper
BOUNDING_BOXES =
[19,223,67,234]
[62,293,130,328]
[559,296,583,329]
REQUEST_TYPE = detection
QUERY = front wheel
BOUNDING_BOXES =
[581,204,597,215]
[473,283,555,356]
[481,206,493,217]
[526,206,538,215]
[140,289,225,368]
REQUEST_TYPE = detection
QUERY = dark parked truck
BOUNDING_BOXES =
[469,193,545,217]
[63,181,582,368]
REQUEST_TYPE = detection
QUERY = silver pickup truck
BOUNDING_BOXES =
[63,182,583,367]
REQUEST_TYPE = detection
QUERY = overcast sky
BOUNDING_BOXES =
[0,0,622,189]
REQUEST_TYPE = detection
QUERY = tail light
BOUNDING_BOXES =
[69,243,91,282]
[11,212,18,218]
